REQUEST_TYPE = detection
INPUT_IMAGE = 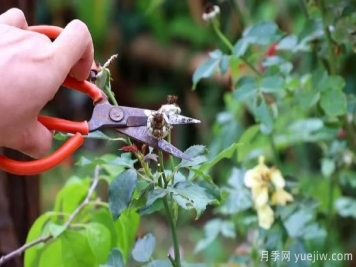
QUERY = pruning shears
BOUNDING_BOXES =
[0,26,200,176]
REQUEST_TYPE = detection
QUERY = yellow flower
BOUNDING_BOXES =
[244,157,270,186]
[244,156,293,230]
[269,168,293,205]
[269,168,285,188]
[271,188,294,205]
[250,185,268,207]
[256,205,274,229]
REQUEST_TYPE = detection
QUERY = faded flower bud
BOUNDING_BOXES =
[202,4,220,22]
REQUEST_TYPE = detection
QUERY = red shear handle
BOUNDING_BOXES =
[38,116,89,134]
[0,133,84,175]
[0,117,89,175]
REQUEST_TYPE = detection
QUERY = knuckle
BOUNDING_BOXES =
[68,19,89,35]
[17,128,52,159]
[8,8,25,20]
[8,8,27,26]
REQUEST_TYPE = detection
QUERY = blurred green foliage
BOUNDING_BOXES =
[22,0,356,266]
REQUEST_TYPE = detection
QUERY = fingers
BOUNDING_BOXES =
[0,8,28,29]
[9,121,53,159]
[52,20,94,81]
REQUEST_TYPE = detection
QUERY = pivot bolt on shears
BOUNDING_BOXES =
[0,25,201,176]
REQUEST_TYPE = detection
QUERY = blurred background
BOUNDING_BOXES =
[1,0,356,266]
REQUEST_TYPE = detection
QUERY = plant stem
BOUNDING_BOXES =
[212,20,234,52]
[158,151,168,187]
[212,20,261,76]
[0,166,101,265]
[157,152,181,267]
[106,87,119,106]
[241,55,261,77]
[0,235,52,265]
[319,0,336,75]
[167,253,177,267]
[167,134,175,170]
[163,198,181,267]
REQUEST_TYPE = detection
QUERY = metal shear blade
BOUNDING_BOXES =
[116,127,192,160]
[166,114,201,125]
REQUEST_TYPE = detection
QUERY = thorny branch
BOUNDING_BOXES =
[0,166,101,266]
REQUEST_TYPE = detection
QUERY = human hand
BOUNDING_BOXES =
[0,8,94,159]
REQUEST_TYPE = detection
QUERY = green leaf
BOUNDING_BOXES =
[54,177,90,214]
[340,170,356,189]
[320,88,347,117]
[195,219,223,252]
[219,55,229,74]
[243,21,280,45]
[302,223,326,240]
[283,209,314,238]
[100,249,124,267]
[277,35,298,51]
[114,209,140,262]
[169,181,217,218]
[183,145,206,157]
[321,158,336,178]
[254,99,274,133]
[131,233,156,263]
[48,223,66,238]
[220,220,236,238]
[109,169,138,220]
[178,145,208,168]
[298,91,321,111]
[103,153,137,168]
[287,240,309,267]
[89,208,117,247]
[237,125,260,162]
[53,132,69,141]
[298,18,324,50]
[260,75,284,93]
[145,188,167,207]
[197,180,221,202]
[192,58,220,90]
[60,230,96,267]
[320,74,346,93]
[25,212,56,267]
[37,238,63,267]
[76,153,136,169]
[288,118,324,133]
[208,49,223,59]
[229,56,241,77]
[139,199,164,215]
[335,197,356,219]
[233,39,249,57]
[85,131,127,142]
[219,168,253,214]
[86,223,111,264]
[58,131,124,141]
[131,183,155,209]
[199,143,240,172]
[233,77,258,101]
[139,188,167,215]
[147,260,173,267]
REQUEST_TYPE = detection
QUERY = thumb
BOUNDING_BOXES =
[10,121,53,159]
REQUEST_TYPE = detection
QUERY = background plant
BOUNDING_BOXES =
[1,0,356,267]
